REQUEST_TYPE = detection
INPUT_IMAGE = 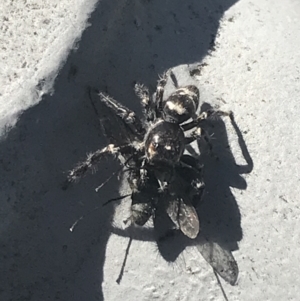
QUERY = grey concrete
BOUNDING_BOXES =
[1,0,300,300]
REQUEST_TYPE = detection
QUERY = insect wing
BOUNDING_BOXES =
[196,237,239,285]
[165,196,200,239]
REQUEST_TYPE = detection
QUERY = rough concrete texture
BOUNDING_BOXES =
[1,0,300,300]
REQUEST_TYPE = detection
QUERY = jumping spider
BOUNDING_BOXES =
[68,70,233,239]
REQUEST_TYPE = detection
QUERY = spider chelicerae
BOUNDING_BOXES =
[68,70,233,239]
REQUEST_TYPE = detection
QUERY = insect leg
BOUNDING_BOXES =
[116,237,133,284]
[169,70,179,88]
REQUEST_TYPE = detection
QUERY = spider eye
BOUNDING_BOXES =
[152,142,158,149]
[146,141,159,159]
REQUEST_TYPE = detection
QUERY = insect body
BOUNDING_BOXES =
[68,70,232,239]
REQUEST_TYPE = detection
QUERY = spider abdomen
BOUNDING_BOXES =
[162,85,199,124]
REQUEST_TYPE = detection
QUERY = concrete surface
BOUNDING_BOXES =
[1,0,300,300]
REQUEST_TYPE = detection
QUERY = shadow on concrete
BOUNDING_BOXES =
[195,103,253,250]
[0,0,241,300]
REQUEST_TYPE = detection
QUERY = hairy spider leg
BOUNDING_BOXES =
[68,144,135,182]
[181,109,233,158]
[181,109,233,131]
[134,83,156,122]
[135,69,177,122]
[99,92,145,140]
[155,70,170,118]
[184,126,214,155]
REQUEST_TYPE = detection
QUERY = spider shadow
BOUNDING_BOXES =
[190,102,253,250]
[165,102,253,262]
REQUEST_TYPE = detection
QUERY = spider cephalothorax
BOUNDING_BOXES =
[68,70,232,239]
[144,120,185,164]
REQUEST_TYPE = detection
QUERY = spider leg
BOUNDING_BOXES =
[181,109,233,131]
[184,127,216,158]
[68,144,134,182]
[99,92,145,139]
[184,127,203,144]
[205,109,233,122]
[134,83,155,122]
[155,70,171,117]
[135,69,173,121]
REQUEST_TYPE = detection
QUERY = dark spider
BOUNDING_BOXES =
[68,70,233,239]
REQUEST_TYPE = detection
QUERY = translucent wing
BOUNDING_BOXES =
[165,196,200,239]
[161,159,203,239]
[196,236,239,285]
